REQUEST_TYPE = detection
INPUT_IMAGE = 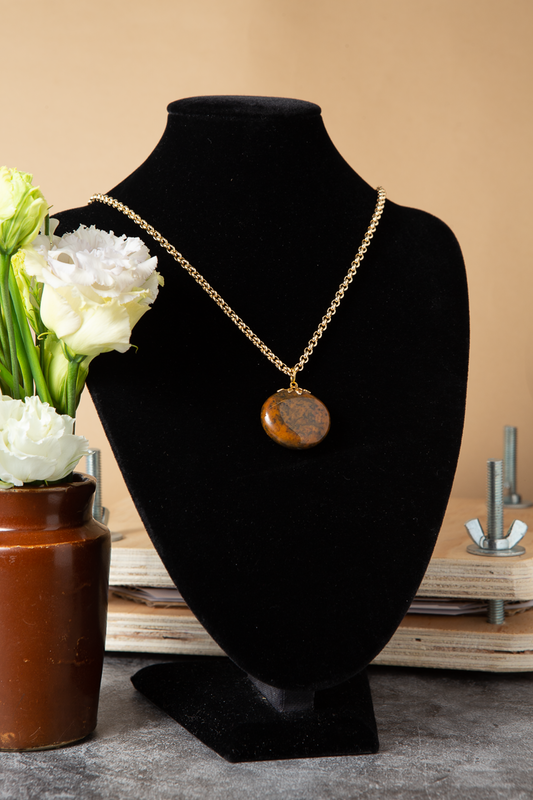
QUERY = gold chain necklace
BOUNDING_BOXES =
[89,187,386,449]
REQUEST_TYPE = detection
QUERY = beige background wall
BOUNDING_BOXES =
[2,0,533,504]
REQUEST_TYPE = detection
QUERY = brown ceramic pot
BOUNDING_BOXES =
[0,473,110,750]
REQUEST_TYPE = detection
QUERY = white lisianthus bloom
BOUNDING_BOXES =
[23,224,163,358]
[0,394,90,487]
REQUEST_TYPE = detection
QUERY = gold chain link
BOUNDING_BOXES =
[89,187,386,382]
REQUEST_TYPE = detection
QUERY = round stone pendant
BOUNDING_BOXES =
[260,389,331,449]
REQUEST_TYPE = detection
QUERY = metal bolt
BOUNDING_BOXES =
[503,426,531,507]
[487,598,505,625]
[465,459,527,558]
[85,449,115,535]
[487,459,504,541]
[486,460,505,624]
[503,426,518,502]
[465,458,528,625]
[85,449,103,521]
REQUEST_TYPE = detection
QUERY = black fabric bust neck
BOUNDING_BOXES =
[56,96,469,692]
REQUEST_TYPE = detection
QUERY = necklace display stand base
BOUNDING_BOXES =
[131,658,378,762]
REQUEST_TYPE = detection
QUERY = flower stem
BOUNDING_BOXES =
[0,305,10,372]
[11,311,32,395]
[0,363,24,396]
[0,251,20,397]
[66,359,79,418]
[8,271,52,405]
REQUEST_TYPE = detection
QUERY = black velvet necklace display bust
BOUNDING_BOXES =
[56,96,469,761]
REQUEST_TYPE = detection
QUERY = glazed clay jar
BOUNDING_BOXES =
[0,474,110,750]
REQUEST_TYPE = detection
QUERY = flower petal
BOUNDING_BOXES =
[60,297,132,357]
[0,393,89,485]
[41,284,83,338]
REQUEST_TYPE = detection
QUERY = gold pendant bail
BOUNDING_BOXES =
[289,369,299,391]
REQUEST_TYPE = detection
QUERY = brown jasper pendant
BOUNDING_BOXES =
[260,389,331,449]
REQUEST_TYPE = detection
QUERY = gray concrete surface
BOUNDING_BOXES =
[1,654,532,799]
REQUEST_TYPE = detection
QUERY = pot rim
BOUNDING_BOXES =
[0,472,95,494]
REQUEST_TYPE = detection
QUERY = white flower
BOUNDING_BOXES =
[0,394,89,487]
[23,224,163,358]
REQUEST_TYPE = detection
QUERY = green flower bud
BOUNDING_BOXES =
[42,334,90,416]
[0,167,48,255]
[11,248,44,334]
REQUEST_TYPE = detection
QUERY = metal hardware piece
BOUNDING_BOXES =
[487,599,505,625]
[465,459,528,625]
[85,448,119,540]
[503,426,532,508]
[465,459,527,558]
[465,518,527,554]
